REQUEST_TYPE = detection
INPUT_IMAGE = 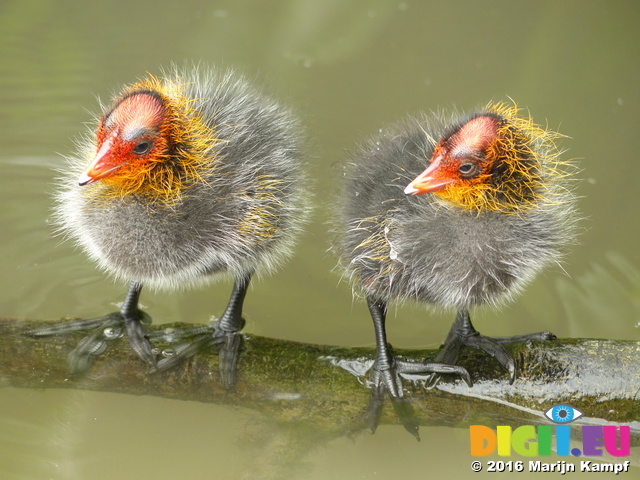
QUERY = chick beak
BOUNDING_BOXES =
[78,133,121,186]
[404,155,456,195]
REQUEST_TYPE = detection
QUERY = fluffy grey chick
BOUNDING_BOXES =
[334,102,577,434]
[33,66,309,380]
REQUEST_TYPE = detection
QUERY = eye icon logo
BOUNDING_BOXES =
[544,404,583,424]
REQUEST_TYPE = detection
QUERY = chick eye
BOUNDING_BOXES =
[458,162,477,176]
[133,140,152,155]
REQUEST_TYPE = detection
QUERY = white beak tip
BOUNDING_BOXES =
[404,183,419,195]
[78,172,93,186]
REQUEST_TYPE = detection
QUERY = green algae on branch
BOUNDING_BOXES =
[1,317,639,434]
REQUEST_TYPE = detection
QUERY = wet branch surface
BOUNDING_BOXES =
[2,317,639,437]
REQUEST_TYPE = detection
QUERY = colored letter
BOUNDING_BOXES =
[497,426,511,456]
[603,426,630,457]
[512,425,538,456]
[470,425,496,456]
[582,426,604,456]
[555,426,571,456]
[537,425,553,456]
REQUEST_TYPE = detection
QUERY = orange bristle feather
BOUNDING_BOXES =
[433,101,568,214]
[89,74,220,206]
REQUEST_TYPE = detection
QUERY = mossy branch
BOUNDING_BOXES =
[2,317,638,438]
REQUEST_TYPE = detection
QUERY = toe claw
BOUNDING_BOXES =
[151,325,243,384]
[448,366,473,388]
[364,357,473,439]
[436,310,557,383]
[424,373,440,389]
[68,350,95,374]
[28,312,159,372]
[391,397,420,441]
[68,332,107,373]
[125,318,157,367]
[153,337,215,372]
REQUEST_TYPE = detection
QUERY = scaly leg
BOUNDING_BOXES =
[155,272,252,388]
[365,297,471,439]
[433,309,556,384]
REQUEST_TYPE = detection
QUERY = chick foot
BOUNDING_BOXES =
[154,273,251,388]
[366,347,472,440]
[431,309,556,385]
[25,282,156,373]
[153,320,245,389]
[26,309,154,373]
[366,298,472,439]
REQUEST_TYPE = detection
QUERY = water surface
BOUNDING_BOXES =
[1,1,639,478]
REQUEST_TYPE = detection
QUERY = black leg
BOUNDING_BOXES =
[364,296,471,439]
[120,282,156,367]
[154,272,253,387]
[367,298,402,398]
[433,309,556,384]
[214,272,251,387]
[215,272,251,334]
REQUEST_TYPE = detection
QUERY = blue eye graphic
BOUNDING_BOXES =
[544,404,583,423]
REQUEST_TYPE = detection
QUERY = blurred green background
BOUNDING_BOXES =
[1,1,638,479]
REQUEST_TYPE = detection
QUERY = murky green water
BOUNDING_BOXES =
[1,0,639,478]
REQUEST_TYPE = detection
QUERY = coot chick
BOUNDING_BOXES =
[335,102,577,433]
[31,66,309,379]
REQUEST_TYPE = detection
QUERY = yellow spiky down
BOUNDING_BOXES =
[236,174,291,245]
[434,101,570,214]
[349,215,397,289]
[89,74,220,206]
